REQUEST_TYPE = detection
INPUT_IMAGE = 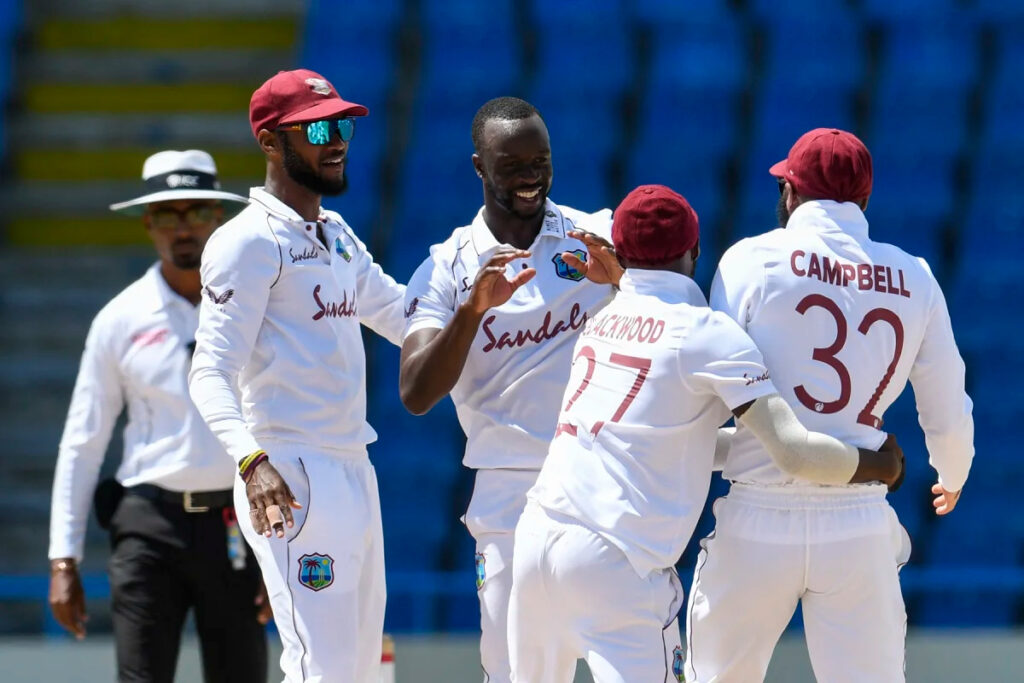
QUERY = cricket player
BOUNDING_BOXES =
[189,69,405,682]
[506,184,905,683]
[685,129,975,683]
[399,96,615,682]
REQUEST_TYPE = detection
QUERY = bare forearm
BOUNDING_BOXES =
[400,304,485,415]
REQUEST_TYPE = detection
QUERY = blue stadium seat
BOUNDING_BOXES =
[302,0,399,107]
[529,84,621,159]
[634,85,739,180]
[420,18,521,97]
[532,24,633,97]
[869,78,970,155]
[974,0,1024,22]
[757,16,864,89]
[422,0,509,29]
[752,82,857,156]
[878,19,979,89]
[628,0,735,25]
[528,0,624,27]
[648,16,746,93]
[861,0,965,22]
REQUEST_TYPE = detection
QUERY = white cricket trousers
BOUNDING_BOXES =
[509,502,686,683]
[685,484,910,683]
[235,441,386,683]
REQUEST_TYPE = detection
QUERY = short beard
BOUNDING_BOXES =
[775,194,790,227]
[485,178,547,221]
[279,133,348,197]
[172,253,202,270]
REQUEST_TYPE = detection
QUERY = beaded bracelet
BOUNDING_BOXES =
[239,450,269,482]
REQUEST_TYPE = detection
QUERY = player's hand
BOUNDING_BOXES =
[246,459,301,539]
[255,580,273,625]
[932,483,961,515]
[566,229,623,287]
[465,248,535,315]
[878,433,905,492]
[48,559,87,640]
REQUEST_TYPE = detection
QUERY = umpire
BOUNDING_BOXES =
[47,150,269,682]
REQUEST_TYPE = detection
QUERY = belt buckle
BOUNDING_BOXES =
[183,491,210,513]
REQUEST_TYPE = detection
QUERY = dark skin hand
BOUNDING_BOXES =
[255,580,273,624]
[732,399,906,491]
[49,559,87,639]
[400,247,535,415]
[560,229,624,287]
[246,459,302,538]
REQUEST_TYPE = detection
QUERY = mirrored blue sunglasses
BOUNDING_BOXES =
[278,118,356,145]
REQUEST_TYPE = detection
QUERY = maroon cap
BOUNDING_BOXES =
[612,185,699,266]
[769,128,873,203]
[249,69,368,138]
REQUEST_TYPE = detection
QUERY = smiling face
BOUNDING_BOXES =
[277,123,349,196]
[474,114,553,221]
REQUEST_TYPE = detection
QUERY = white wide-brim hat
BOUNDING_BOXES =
[109,149,249,216]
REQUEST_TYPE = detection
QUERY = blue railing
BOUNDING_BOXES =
[6,567,1024,636]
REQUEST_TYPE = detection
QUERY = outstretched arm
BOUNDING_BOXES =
[734,394,904,489]
[400,247,534,414]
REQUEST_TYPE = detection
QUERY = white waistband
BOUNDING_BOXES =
[728,482,888,509]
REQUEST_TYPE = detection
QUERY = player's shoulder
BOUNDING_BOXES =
[556,202,613,240]
[91,269,158,335]
[423,221,475,269]
[718,228,790,268]
[203,204,282,263]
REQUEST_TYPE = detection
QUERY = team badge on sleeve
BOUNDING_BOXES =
[672,645,685,681]
[334,237,352,262]
[552,250,587,281]
[298,553,335,591]
[474,552,486,590]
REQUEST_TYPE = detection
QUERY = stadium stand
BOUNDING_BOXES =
[0,0,1020,636]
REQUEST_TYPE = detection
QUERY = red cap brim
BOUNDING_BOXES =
[279,99,369,125]
[769,159,789,179]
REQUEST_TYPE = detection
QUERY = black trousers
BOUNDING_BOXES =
[107,490,268,683]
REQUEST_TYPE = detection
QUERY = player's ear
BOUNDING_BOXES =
[691,240,700,263]
[472,154,484,179]
[258,129,281,158]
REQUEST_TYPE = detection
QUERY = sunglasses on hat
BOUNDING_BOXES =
[277,118,356,145]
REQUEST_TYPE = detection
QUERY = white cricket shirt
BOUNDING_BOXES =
[49,264,234,561]
[529,269,777,578]
[403,200,614,536]
[714,200,974,490]
[189,187,405,464]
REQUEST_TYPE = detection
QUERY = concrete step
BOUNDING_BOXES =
[22,49,295,85]
[35,16,298,51]
[1,179,256,216]
[30,0,305,19]
[24,82,259,114]
[13,146,264,182]
[9,113,257,148]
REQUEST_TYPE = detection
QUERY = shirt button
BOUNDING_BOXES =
[306,225,312,231]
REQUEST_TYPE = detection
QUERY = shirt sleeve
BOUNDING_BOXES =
[344,226,406,347]
[403,246,457,339]
[188,226,278,465]
[909,268,975,491]
[49,310,124,561]
[681,311,778,412]
[709,242,763,330]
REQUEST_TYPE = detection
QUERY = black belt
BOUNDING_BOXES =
[126,484,234,513]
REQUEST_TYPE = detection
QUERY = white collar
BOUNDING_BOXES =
[786,199,869,242]
[144,262,197,313]
[618,269,707,307]
[248,187,329,226]
[469,198,571,255]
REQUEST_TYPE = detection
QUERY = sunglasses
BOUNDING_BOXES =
[148,205,218,230]
[777,179,787,195]
[278,118,356,145]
